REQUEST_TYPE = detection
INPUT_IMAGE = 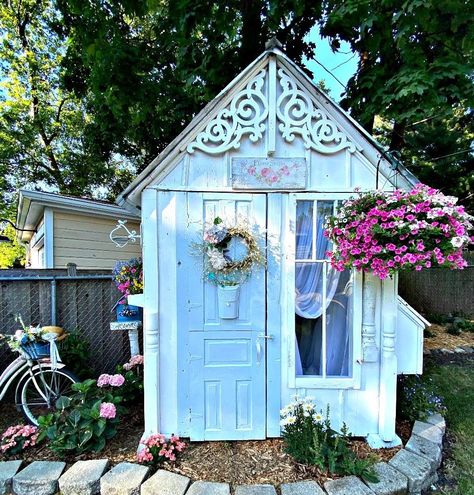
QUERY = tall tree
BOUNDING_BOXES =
[0,0,122,207]
[320,0,474,147]
[57,0,323,168]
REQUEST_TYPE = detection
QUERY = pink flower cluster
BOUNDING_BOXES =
[123,354,144,371]
[137,433,186,465]
[325,184,473,280]
[97,373,125,387]
[99,402,116,419]
[1,424,38,454]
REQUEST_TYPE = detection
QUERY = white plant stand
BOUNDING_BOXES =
[110,320,141,357]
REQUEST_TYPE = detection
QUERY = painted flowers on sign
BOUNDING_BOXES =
[325,184,473,280]
[232,157,306,189]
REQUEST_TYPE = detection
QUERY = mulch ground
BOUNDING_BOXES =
[423,323,474,351]
[1,322,470,486]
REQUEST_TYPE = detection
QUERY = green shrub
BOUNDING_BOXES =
[397,374,446,422]
[280,398,378,482]
[38,378,124,455]
[58,330,91,379]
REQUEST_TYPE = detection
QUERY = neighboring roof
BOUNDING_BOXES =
[16,189,139,243]
[117,46,419,210]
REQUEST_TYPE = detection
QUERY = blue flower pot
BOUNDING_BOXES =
[116,304,142,322]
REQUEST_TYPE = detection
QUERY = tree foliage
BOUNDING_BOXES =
[0,0,472,213]
[0,0,123,205]
[0,224,25,268]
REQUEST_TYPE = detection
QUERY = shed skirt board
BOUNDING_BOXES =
[179,193,269,441]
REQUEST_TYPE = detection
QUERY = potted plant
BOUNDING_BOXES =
[113,258,144,322]
[324,184,473,280]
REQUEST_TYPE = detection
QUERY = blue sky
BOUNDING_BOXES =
[303,25,358,101]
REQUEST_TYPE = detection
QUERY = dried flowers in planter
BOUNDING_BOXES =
[325,184,473,280]
[112,258,143,321]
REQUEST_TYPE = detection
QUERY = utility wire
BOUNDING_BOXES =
[331,53,356,71]
[431,149,473,161]
[312,58,347,88]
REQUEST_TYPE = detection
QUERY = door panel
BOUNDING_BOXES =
[186,193,267,440]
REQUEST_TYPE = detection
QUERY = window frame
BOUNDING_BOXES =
[286,193,362,390]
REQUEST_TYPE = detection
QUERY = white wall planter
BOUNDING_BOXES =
[218,285,241,319]
[127,293,145,307]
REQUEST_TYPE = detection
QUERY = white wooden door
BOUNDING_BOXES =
[184,193,267,440]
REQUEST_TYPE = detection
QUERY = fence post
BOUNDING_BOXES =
[50,279,57,325]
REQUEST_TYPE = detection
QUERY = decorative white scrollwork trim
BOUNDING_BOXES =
[187,70,268,155]
[277,67,355,154]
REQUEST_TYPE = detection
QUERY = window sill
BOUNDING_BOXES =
[295,376,360,390]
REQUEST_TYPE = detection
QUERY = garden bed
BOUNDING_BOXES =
[1,322,469,487]
[0,400,401,486]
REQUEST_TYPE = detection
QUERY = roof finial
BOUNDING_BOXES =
[265,37,283,50]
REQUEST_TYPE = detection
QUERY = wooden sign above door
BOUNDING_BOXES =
[232,157,307,190]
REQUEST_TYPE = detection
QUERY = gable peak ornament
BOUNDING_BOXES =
[265,37,283,50]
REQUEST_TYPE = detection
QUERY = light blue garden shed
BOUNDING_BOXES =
[118,46,428,447]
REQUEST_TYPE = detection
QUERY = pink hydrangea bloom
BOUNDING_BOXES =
[97,374,111,387]
[109,374,125,387]
[99,402,116,419]
[123,354,144,370]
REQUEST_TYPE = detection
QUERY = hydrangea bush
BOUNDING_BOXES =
[325,184,473,280]
[0,424,39,455]
[38,376,125,454]
[280,397,378,482]
[137,433,186,467]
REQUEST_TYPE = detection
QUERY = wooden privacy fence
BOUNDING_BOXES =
[0,269,132,374]
[399,254,474,317]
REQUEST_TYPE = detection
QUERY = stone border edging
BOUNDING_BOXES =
[0,413,446,495]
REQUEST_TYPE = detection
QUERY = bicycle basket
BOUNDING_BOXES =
[20,342,50,360]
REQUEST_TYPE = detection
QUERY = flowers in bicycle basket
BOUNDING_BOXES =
[0,315,44,353]
[192,216,265,287]
[113,257,143,301]
[0,424,39,455]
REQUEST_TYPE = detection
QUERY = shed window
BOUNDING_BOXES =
[295,200,353,379]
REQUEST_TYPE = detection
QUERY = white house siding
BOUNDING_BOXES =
[53,211,141,270]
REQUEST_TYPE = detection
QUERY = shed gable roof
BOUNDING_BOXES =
[118,48,418,210]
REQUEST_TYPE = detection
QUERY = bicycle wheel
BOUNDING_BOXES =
[16,367,78,425]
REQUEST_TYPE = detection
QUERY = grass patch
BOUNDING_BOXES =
[425,360,474,494]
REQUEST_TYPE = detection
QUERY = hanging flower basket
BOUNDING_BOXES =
[325,184,473,280]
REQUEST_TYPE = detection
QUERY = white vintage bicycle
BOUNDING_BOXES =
[0,327,78,425]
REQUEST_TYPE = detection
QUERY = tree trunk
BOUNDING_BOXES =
[389,121,406,151]
[240,0,264,69]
